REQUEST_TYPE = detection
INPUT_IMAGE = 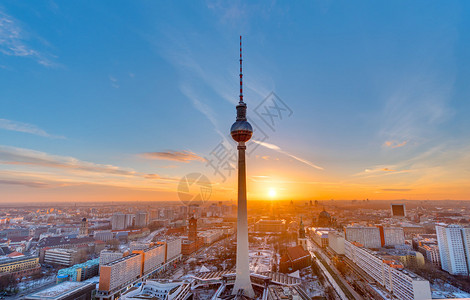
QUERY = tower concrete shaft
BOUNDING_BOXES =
[232,142,255,298]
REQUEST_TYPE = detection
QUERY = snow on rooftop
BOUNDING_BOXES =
[27,281,89,299]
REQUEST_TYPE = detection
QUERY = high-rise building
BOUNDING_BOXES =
[345,240,431,300]
[135,211,149,228]
[328,231,345,255]
[125,214,134,228]
[436,224,470,275]
[391,204,406,218]
[382,227,405,246]
[230,36,255,298]
[345,226,382,248]
[111,213,126,230]
[346,225,404,248]
[99,253,142,295]
[132,244,165,276]
[157,238,182,262]
[99,250,123,266]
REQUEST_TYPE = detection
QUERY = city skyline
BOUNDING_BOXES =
[1,1,470,202]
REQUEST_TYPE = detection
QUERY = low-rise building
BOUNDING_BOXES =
[57,258,99,282]
[199,229,224,245]
[254,219,286,233]
[418,244,440,267]
[94,230,114,242]
[44,248,80,267]
[25,281,95,300]
[121,280,191,300]
[279,245,311,273]
[0,254,40,278]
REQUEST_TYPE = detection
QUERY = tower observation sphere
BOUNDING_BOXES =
[230,120,253,142]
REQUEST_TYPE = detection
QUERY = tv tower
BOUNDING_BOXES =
[230,36,255,298]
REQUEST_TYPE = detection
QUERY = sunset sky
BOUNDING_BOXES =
[1,1,470,202]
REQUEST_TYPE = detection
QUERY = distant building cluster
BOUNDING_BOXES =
[111,211,149,230]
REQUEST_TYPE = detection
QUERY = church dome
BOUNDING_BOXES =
[319,210,330,219]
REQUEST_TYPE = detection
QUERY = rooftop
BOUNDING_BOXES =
[26,281,94,299]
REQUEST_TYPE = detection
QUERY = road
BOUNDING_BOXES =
[311,241,364,300]
[139,228,166,243]
[307,240,348,300]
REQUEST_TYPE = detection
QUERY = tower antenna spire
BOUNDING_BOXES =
[239,35,243,104]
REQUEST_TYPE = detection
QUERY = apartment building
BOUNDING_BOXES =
[99,250,124,266]
[99,253,142,294]
[383,227,405,246]
[345,240,431,300]
[328,231,345,255]
[157,238,182,262]
[436,224,470,275]
[133,244,165,275]
[345,226,382,248]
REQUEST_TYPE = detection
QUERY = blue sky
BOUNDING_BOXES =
[1,1,469,202]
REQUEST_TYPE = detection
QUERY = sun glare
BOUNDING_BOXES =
[268,188,277,198]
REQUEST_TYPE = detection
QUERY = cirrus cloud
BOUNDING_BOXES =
[140,150,206,163]
[0,119,64,139]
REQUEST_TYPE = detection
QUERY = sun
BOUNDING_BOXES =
[268,188,277,199]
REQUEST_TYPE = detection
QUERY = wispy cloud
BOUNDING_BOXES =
[0,178,51,188]
[383,140,407,148]
[354,166,411,177]
[378,51,454,147]
[0,146,181,191]
[206,0,280,28]
[0,119,64,139]
[140,150,205,163]
[151,27,272,141]
[109,76,119,88]
[252,140,323,170]
[179,84,226,140]
[0,145,136,175]
[381,188,413,192]
[0,9,56,67]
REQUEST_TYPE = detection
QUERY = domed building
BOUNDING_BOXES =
[317,209,332,227]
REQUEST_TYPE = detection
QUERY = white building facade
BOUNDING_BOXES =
[345,240,431,300]
[436,224,470,275]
